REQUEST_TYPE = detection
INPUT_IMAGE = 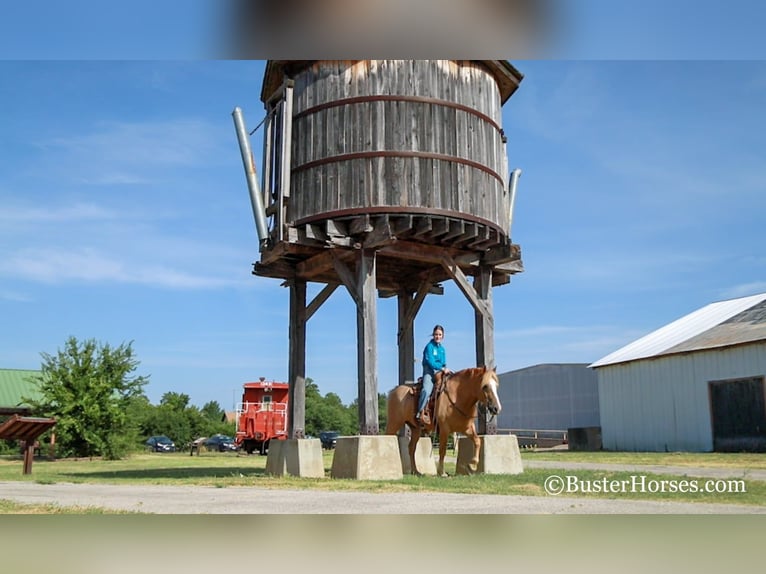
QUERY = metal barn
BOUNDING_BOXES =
[591,292,766,452]
[496,363,600,431]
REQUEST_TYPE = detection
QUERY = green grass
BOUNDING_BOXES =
[0,498,136,514]
[0,450,764,511]
[521,449,766,469]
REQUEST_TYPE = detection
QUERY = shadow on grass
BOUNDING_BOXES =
[58,467,270,480]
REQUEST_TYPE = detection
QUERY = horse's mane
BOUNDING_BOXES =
[450,367,494,381]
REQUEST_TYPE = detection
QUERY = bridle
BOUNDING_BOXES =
[442,373,499,423]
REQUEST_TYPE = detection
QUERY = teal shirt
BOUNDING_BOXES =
[422,340,446,374]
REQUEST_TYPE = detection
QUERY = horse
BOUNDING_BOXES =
[385,366,502,476]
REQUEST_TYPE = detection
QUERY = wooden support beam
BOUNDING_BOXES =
[379,240,465,266]
[466,225,491,249]
[332,251,359,303]
[258,241,290,266]
[482,242,522,266]
[288,280,307,439]
[414,216,433,237]
[441,219,465,242]
[297,250,338,280]
[440,253,493,322]
[253,259,296,280]
[392,215,414,235]
[473,266,496,435]
[304,223,327,242]
[429,218,450,240]
[397,293,417,387]
[326,219,348,238]
[356,249,379,435]
[349,214,373,235]
[454,222,479,247]
[306,283,338,321]
[363,215,395,248]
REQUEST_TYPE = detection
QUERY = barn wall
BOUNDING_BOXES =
[596,342,766,451]
[496,364,600,430]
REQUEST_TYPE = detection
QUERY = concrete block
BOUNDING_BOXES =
[265,439,325,478]
[396,435,437,475]
[265,439,286,475]
[456,434,524,475]
[331,436,404,480]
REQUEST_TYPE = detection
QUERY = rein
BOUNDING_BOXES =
[442,376,477,420]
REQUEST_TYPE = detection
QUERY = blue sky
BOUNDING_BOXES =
[1,3,765,408]
[2,59,765,409]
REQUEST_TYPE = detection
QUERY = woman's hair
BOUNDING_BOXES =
[432,324,445,335]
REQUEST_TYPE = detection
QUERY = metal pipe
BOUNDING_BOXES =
[508,168,522,238]
[232,106,269,249]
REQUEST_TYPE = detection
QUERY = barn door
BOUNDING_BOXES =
[709,376,766,452]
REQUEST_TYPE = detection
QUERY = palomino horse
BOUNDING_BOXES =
[385,367,502,476]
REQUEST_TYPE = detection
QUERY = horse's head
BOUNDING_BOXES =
[479,367,502,416]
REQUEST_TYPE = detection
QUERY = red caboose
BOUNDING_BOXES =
[235,377,289,454]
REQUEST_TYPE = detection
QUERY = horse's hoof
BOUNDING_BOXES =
[439,473,449,478]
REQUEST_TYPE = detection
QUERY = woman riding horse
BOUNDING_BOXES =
[386,366,502,476]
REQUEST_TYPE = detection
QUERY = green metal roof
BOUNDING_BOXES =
[0,369,42,408]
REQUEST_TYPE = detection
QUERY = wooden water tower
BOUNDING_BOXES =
[235,60,524,438]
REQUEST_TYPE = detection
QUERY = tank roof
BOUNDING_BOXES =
[261,60,523,104]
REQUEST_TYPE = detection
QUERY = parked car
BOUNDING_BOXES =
[146,435,176,453]
[319,431,340,449]
[203,434,238,452]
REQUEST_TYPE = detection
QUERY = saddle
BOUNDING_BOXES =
[415,371,446,427]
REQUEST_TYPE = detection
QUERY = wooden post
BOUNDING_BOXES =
[474,265,497,435]
[23,442,34,475]
[356,249,379,435]
[288,279,307,438]
[397,292,416,387]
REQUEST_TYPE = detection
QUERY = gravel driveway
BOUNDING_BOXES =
[1,480,763,514]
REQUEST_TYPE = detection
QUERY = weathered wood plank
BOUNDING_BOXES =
[288,280,307,438]
[356,249,379,435]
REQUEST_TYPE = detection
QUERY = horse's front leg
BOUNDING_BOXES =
[465,425,481,474]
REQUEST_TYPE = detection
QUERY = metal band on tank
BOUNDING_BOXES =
[293,94,503,135]
[292,150,505,186]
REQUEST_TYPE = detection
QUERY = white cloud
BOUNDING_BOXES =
[36,118,229,186]
[0,247,241,290]
[0,202,118,224]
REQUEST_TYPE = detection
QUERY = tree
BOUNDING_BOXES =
[304,379,357,436]
[200,400,225,422]
[29,336,148,460]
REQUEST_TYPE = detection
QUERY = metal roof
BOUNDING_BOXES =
[0,369,42,409]
[261,60,524,104]
[590,292,766,368]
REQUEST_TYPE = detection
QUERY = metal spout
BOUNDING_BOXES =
[508,168,522,238]
[232,106,269,249]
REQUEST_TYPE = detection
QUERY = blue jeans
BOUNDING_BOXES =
[417,371,434,414]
